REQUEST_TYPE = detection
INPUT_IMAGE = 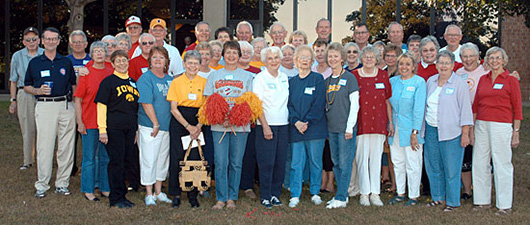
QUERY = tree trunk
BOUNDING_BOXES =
[66,0,96,53]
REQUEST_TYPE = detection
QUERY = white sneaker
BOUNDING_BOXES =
[326,199,347,209]
[289,197,300,208]
[360,194,370,206]
[327,197,336,205]
[145,195,156,206]
[155,192,172,203]
[370,194,384,206]
[311,195,322,205]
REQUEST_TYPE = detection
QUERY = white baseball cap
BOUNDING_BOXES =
[126,16,142,27]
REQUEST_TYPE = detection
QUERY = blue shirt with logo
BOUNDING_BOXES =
[25,54,76,98]
[137,70,172,131]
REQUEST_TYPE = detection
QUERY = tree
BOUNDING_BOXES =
[65,0,96,35]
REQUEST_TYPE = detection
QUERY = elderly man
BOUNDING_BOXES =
[126,15,142,58]
[182,21,210,55]
[9,27,44,171]
[132,18,184,76]
[236,21,254,42]
[269,22,287,47]
[67,30,91,77]
[354,23,371,50]
[129,33,155,81]
[315,18,331,43]
[388,22,407,53]
[25,27,77,199]
[440,24,463,63]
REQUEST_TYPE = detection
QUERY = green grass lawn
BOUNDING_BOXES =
[1,101,529,224]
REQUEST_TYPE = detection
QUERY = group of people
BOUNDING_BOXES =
[9,15,521,216]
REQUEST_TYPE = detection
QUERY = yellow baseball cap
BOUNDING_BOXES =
[150,18,167,29]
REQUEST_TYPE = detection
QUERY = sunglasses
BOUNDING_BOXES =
[141,41,154,46]
[24,37,39,42]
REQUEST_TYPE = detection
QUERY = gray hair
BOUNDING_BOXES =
[139,33,155,43]
[281,44,295,53]
[460,42,479,57]
[484,46,509,67]
[316,18,331,29]
[115,32,132,49]
[238,41,254,57]
[387,21,403,32]
[183,50,202,64]
[373,40,386,48]
[419,35,440,57]
[436,50,455,65]
[69,30,87,42]
[294,45,315,66]
[89,41,108,58]
[102,35,117,44]
[444,24,462,35]
[360,46,381,64]
[195,21,210,33]
[325,42,347,66]
[261,46,283,63]
[344,42,360,52]
[271,22,286,32]
[236,21,254,34]
[251,37,268,47]
[209,40,223,49]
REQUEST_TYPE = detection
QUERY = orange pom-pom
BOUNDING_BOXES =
[205,93,229,125]
[229,102,252,127]
[197,101,209,125]
[235,92,263,122]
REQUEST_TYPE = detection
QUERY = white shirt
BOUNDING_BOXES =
[426,86,443,127]
[131,42,185,76]
[198,68,216,79]
[440,44,462,63]
[279,65,298,79]
[252,69,289,126]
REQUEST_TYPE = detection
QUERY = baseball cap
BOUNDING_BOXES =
[23,27,39,36]
[150,18,167,29]
[126,16,142,27]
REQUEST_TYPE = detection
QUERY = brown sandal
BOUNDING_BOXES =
[212,201,225,210]
[226,200,236,209]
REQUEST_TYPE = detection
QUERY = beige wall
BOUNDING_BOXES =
[203,0,227,32]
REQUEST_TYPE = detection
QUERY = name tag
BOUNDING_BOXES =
[493,84,504,90]
[304,87,315,95]
[267,83,277,90]
[40,70,50,77]
[445,88,455,95]
[225,75,234,80]
[460,73,469,81]
[406,86,415,92]
[141,67,148,73]
[83,60,90,65]
[375,83,385,89]
[339,79,347,86]
[188,93,197,100]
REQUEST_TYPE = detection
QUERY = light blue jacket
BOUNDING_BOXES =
[388,75,426,147]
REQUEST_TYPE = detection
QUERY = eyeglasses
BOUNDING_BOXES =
[71,40,86,45]
[385,54,397,58]
[354,31,369,35]
[43,37,59,42]
[437,61,453,66]
[445,34,461,37]
[105,42,117,47]
[488,55,503,61]
[141,41,154,46]
[362,56,376,59]
[347,50,359,54]
[151,28,165,33]
[461,54,477,60]
[93,49,106,54]
[128,25,142,30]
[24,37,39,42]
[298,56,312,61]
[422,48,437,53]
[113,58,128,63]
[270,31,285,35]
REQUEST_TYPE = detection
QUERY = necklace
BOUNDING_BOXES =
[325,68,345,112]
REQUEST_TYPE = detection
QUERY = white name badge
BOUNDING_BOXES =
[445,88,455,95]
[304,87,314,95]
[493,83,504,90]
[141,67,148,73]
[406,86,415,92]
[267,83,277,90]
[375,83,385,89]
[225,75,234,80]
[83,60,90,65]
[339,79,347,86]
[188,93,198,100]
[40,70,50,77]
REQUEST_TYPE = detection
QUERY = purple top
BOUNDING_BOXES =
[422,73,473,141]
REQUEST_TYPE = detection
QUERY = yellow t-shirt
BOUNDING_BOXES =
[249,61,265,69]
[166,74,207,108]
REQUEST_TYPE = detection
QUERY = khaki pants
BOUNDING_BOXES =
[17,89,36,165]
[34,101,76,191]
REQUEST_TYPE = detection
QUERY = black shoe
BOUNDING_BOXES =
[189,198,200,208]
[462,193,472,200]
[70,166,78,177]
[124,199,135,207]
[110,201,132,208]
[172,197,181,208]
[84,195,100,202]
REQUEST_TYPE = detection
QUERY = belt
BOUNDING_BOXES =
[37,96,67,102]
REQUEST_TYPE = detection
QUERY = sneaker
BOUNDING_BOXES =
[326,199,347,209]
[261,199,272,209]
[155,192,172,203]
[360,194,370,206]
[244,189,257,199]
[311,195,322,205]
[145,195,156,206]
[289,197,300,208]
[327,197,336,205]
[19,164,32,170]
[271,196,282,206]
[54,187,71,196]
[35,190,46,199]
[370,194,384,206]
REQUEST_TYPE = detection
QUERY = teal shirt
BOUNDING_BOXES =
[136,70,172,131]
[10,47,44,87]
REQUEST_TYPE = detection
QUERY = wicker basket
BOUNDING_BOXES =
[179,139,211,191]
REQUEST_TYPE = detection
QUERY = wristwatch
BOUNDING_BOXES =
[412,129,419,134]
[514,128,520,132]
[10,98,16,102]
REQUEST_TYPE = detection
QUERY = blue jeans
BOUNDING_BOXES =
[290,139,325,198]
[328,132,356,201]
[255,125,288,200]
[212,131,249,202]
[283,143,292,189]
[424,124,464,207]
[81,129,110,193]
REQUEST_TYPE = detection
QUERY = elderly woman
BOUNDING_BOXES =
[250,37,268,69]
[472,47,522,215]
[344,42,362,73]
[312,39,332,79]
[102,35,118,65]
[74,41,113,202]
[205,41,254,210]
[279,45,299,78]
[95,50,139,208]
[136,46,173,206]
[423,50,473,212]
[208,40,224,70]
[253,46,289,208]
[166,50,208,208]
[288,30,308,48]
[288,45,327,208]
[215,27,233,44]
[352,46,392,207]
[238,41,261,73]
[373,41,386,69]
[383,44,403,77]
[196,42,215,79]
[324,42,360,209]
[116,32,132,52]
[388,52,426,206]
[417,36,440,81]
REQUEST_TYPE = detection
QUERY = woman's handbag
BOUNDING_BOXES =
[179,139,211,191]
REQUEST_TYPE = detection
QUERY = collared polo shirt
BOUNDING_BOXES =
[128,55,149,81]
[167,73,207,108]
[253,69,289,126]
[25,53,76,98]
[10,47,44,87]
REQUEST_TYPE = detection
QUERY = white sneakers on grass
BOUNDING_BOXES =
[311,195,322,205]
[360,194,370,206]
[289,197,300,208]
[370,194,384,206]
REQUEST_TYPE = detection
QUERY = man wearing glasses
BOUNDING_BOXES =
[354,23,371,51]
[129,33,156,81]
[67,30,91,77]
[126,15,142,58]
[440,24,463,63]
[9,27,44,171]
[24,27,77,199]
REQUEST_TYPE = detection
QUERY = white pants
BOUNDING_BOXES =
[472,120,513,209]
[356,134,385,195]
[390,127,423,199]
[138,125,170,186]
